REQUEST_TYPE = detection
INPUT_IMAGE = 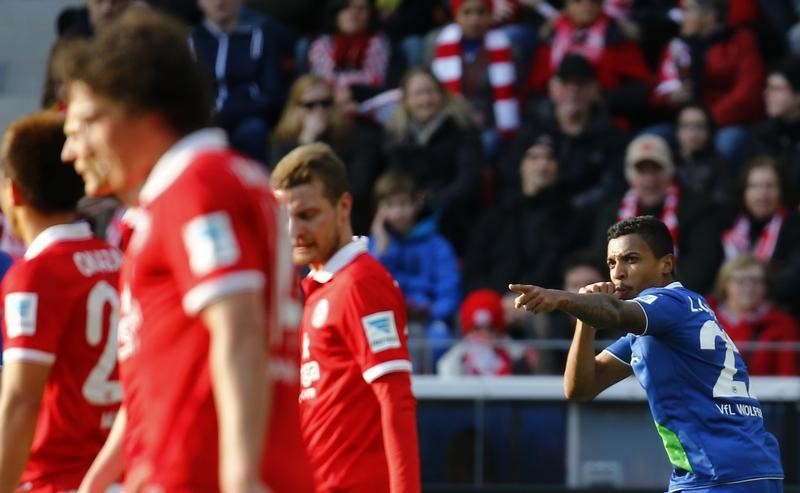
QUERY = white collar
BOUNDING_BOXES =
[664,281,683,289]
[25,222,93,260]
[138,128,228,205]
[307,237,368,283]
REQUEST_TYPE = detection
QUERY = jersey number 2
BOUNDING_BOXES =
[699,320,753,399]
[83,280,122,405]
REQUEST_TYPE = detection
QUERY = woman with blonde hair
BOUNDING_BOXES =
[270,73,383,234]
[382,67,482,252]
[709,255,799,376]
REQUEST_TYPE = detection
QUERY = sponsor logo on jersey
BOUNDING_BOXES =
[362,310,401,353]
[311,299,329,328]
[182,212,240,276]
[5,292,38,338]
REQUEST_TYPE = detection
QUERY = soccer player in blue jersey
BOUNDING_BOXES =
[510,215,784,492]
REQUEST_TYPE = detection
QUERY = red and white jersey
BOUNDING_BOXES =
[1,222,121,492]
[119,129,313,492]
[299,238,413,492]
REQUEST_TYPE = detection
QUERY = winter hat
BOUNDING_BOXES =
[460,289,505,334]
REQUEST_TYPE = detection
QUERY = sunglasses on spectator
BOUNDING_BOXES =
[299,98,334,109]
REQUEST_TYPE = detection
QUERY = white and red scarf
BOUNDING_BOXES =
[550,14,610,69]
[617,183,681,255]
[655,38,691,96]
[431,23,519,138]
[722,208,786,261]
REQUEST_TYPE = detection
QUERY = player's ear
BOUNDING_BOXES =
[1,178,22,207]
[659,253,675,277]
[338,191,353,220]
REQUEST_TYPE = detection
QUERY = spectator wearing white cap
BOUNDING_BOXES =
[589,134,724,294]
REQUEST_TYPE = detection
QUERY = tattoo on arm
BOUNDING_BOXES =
[561,293,645,332]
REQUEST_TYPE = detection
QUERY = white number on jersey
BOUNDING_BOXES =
[699,320,753,399]
[82,280,122,405]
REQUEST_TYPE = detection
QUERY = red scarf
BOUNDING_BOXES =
[550,13,610,69]
[654,38,691,97]
[332,33,372,70]
[431,23,519,138]
[617,183,681,255]
[722,208,787,261]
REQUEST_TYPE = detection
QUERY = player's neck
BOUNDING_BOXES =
[18,209,78,247]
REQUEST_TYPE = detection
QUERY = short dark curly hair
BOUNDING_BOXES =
[78,7,212,136]
[1,111,85,213]
[607,216,674,259]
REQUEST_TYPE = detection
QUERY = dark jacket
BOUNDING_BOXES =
[368,215,461,323]
[590,187,724,294]
[190,8,288,129]
[750,117,800,208]
[383,114,482,252]
[463,187,579,294]
[504,101,628,208]
[674,149,734,213]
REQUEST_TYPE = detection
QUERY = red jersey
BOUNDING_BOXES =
[299,239,416,492]
[119,129,313,492]
[1,222,121,492]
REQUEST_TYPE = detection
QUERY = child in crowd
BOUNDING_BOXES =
[368,170,461,372]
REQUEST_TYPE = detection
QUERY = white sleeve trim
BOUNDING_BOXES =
[3,348,56,365]
[601,349,631,367]
[182,270,265,316]
[629,300,649,335]
[363,359,412,383]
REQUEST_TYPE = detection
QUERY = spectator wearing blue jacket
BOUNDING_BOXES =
[368,170,461,372]
[190,0,291,163]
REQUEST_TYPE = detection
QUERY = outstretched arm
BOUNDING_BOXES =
[508,282,647,333]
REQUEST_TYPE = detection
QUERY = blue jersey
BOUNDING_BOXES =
[605,282,783,491]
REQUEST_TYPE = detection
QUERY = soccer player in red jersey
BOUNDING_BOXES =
[69,9,314,493]
[272,143,421,493]
[62,68,141,491]
[0,111,122,493]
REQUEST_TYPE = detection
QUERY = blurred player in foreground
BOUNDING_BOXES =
[272,143,421,493]
[510,215,784,492]
[67,8,313,492]
[0,111,121,493]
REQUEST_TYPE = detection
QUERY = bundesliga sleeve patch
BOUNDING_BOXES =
[362,310,401,353]
[182,212,241,277]
[5,292,38,338]
[635,294,658,305]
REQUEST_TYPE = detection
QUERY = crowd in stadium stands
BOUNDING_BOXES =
[26,0,800,375]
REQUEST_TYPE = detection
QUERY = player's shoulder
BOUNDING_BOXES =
[346,252,396,285]
[635,282,693,306]
[179,149,271,195]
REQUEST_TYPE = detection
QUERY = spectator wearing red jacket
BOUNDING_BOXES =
[525,0,650,127]
[710,255,800,376]
[651,0,764,166]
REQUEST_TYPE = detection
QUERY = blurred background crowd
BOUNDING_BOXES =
[22,0,800,376]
